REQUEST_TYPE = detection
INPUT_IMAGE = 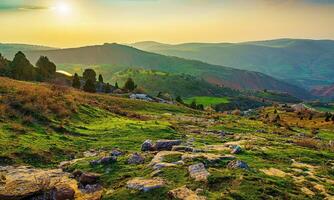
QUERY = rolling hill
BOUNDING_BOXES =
[131,39,334,90]
[21,43,311,99]
[0,43,56,59]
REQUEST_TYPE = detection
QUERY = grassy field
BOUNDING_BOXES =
[1,77,334,199]
[184,96,230,106]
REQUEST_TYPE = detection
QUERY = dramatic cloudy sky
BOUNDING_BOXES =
[0,0,334,47]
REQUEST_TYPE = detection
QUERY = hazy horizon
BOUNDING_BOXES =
[1,0,334,48]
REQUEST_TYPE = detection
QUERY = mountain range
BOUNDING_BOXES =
[131,39,334,90]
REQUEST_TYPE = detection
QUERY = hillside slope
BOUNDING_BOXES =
[23,43,311,99]
[132,39,334,89]
[0,43,56,59]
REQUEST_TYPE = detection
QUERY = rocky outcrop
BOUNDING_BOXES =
[188,163,210,182]
[79,172,101,186]
[126,178,165,192]
[169,186,206,200]
[0,166,102,200]
[172,146,194,152]
[149,151,184,170]
[90,156,117,166]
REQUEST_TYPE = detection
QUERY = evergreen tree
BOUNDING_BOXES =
[197,104,204,110]
[115,82,119,89]
[72,73,81,89]
[325,112,332,122]
[83,69,96,82]
[0,54,9,76]
[10,51,36,80]
[98,74,104,83]
[124,78,135,91]
[175,96,184,104]
[190,99,197,109]
[83,79,96,93]
[36,56,56,80]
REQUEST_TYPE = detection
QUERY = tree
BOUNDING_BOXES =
[0,54,9,76]
[123,78,136,91]
[190,99,197,109]
[72,73,81,89]
[83,69,96,82]
[104,83,112,93]
[36,56,56,80]
[10,51,36,80]
[176,96,184,104]
[83,79,96,93]
[115,82,119,89]
[98,74,104,83]
[197,104,204,111]
[325,112,332,122]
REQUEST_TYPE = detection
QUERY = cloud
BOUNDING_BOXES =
[0,1,47,12]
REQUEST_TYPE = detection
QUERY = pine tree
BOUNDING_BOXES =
[83,79,96,93]
[10,51,36,80]
[197,104,204,110]
[0,54,9,76]
[124,78,135,91]
[72,73,81,89]
[190,99,197,109]
[98,74,104,83]
[104,83,112,93]
[115,82,119,89]
[36,56,56,80]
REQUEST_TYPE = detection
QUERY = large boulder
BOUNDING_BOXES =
[52,186,75,200]
[127,178,165,192]
[188,163,210,182]
[172,145,194,152]
[141,140,155,151]
[128,153,145,164]
[155,140,182,151]
[79,172,101,186]
[90,156,117,166]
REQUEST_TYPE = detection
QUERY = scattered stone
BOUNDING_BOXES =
[195,188,204,195]
[149,151,183,169]
[155,140,182,151]
[128,153,145,164]
[231,145,242,154]
[227,160,249,170]
[172,145,194,152]
[83,149,98,157]
[188,163,210,182]
[72,169,83,178]
[110,149,123,157]
[141,140,155,151]
[150,170,162,177]
[79,172,101,186]
[99,156,117,165]
[182,153,235,164]
[127,178,165,192]
[260,168,287,178]
[169,186,206,200]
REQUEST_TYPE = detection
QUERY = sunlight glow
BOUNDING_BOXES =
[53,2,72,16]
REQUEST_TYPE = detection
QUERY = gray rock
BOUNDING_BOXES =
[172,145,194,152]
[52,186,75,200]
[141,140,155,151]
[111,149,123,157]
[100,156,117,165]
[227,160,249,170]
[79,172,101,185]
[127,178,165,192]
[128,153,145,164]
[155,140,182,151]
[188,163,210,182]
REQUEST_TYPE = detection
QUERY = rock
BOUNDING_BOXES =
[141,139,155,151]
[155,140,182,151]
[72,169,83,178]
[195,188,204,195]
[172,145,194,152]
[127,178,165,192]
[227,160,249,170]
[188,163,210,182]
[90,159,100,166]
[100,156,117,165]
[149,151,184,169]
[231,145,242,154]
[111,149,123,157]
[128,153,145,164]
[79,172,101,186]
[168,186,206,200]
[182,153,235,164]
[52,186,75,200]
[83,184,103,193]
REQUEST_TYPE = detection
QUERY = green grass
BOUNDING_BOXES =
[184,96,230,106]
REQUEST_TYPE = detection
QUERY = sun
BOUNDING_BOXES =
[53,2,72,16]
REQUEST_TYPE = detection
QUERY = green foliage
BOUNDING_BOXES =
[104,83,112,93]
[98,74,104,83]
[83,79,96,93]
[36,56,56,80]
[115,82,119,89]
[123,77,136,91]
[10,51,36,81]
[83,68,96,82]
[190,99,197,109]
[72,73,81,89]
[175,96,184,104]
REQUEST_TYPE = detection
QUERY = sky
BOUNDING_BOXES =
[0,0,334,48]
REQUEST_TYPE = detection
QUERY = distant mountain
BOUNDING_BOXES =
[131,39,334,90]
[311,84,334,99]
[0,43,56,60]
[23,43,311,99]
